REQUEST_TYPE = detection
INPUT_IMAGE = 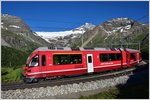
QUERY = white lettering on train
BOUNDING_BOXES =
[100,62,114,65]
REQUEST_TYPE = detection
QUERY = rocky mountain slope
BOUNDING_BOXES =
[1,14,53,51]
[71,18,149,50]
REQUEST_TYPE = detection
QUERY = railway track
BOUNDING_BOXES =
[2,61,148,91]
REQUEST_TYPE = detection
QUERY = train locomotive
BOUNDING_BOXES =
[23,47,142,83]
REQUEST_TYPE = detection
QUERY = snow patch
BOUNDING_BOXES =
[106,23,112,25]
[116,27,122,30]
[9,25,20,28]
[120,29,123,33]
[112,30,117,32]
[125,25,131,29]
[1,26,8,30]
[36,30,85,39]
[71,35,77,39]
[116,18,128,20]
[45,39,51,43]
[33,32,39,36]
[2,14,9,17]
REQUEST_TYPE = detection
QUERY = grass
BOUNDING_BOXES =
[1,66,24,83]
[80,80,149,99]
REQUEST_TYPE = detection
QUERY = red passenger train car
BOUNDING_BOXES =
[23,47,142,83]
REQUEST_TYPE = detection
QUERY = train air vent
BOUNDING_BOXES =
[94,48,107,50]
[110,48,116,50]
[35,47,48,51]
[84,47,94,50]
[71,48,80,50]
[55,47,71,50]
[48,46,55,49]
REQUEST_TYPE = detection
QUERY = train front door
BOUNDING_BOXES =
[87,54,94,73]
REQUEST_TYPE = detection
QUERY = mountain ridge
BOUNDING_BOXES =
[1,14,53,51]
[35,17,148,49]
[71,17,148,48]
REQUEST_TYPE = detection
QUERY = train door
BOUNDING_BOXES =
[87,54,94,73]
[40,53,47,77]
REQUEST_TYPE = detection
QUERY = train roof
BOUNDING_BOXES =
[34,47,140,52]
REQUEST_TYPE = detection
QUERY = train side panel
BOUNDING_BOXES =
[23,49,141,82]
[93,50,127,72]
[40,51,87,78]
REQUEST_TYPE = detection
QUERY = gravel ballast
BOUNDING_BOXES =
[1,75,130,99]
[1,68,148,99]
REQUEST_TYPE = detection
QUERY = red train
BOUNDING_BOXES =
[23,47,142,83]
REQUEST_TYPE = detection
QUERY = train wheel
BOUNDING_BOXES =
[24,78,33,83]
[32,78,38,83]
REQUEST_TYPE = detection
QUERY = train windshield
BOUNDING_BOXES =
[29,55,39,67]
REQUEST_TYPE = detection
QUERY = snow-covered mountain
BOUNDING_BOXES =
[36,23,95,39]
[71,17,148,48]
[36,30,85,40]
[36,23,95,47]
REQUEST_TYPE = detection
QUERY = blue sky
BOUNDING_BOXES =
[2,1,149,32]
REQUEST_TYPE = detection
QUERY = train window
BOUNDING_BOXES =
[130,53,136,61]
[100,53,122,62]
[100,54,108,62]
[29,55,39,67]
[70,54,82,64]
[53,54,82,65]
[88,56,92,63]
[42,55,46,66]
[116,53,122,60]
[109,54,116,61]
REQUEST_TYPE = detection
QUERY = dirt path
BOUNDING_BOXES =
[82,30,99,47]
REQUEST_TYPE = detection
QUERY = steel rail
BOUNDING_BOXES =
[1,62,148,91]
